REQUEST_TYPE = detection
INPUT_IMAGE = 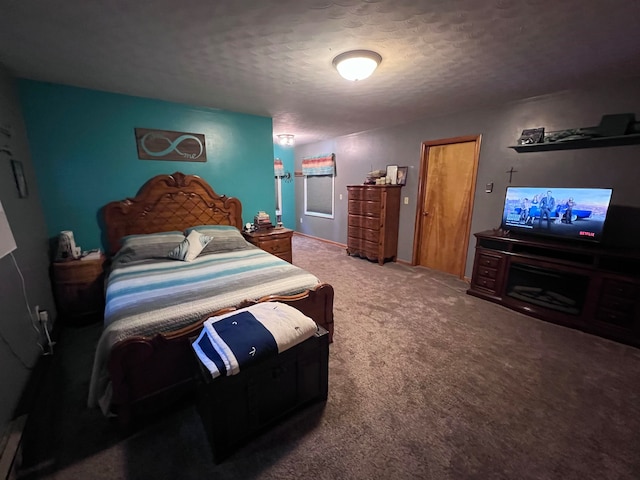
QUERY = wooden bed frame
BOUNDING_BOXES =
[101,172,334,426]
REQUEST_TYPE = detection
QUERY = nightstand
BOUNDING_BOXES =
[242,228,293,263]
[51,255,106,324]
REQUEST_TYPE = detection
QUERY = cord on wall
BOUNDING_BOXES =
[38,309,55,355]
[10,252,46,354]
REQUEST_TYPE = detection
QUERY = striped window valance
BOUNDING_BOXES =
[274,158,285,177]
[302,153,335,176]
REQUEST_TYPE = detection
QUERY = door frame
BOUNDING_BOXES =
[411,135,482,278]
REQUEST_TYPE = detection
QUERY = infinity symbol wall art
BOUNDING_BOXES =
[135,128,207,162]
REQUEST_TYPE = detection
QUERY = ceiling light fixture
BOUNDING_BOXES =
[277,134,295,146]
[332,50,382,81]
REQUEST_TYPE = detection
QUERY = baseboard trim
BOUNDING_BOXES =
[293,231,347,249]
[293,231,420,265]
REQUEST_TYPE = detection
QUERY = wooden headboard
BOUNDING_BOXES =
[103,172,243,255]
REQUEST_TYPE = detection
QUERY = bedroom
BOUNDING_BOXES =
[2,1,640,478]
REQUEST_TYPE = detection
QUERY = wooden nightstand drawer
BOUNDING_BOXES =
[52,255,106,324]
[242,228,293,264]
[260,238,289,255]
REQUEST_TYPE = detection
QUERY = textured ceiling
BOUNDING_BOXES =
[1,0,640,145]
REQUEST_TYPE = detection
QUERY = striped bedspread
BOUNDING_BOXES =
[87,245,320,412]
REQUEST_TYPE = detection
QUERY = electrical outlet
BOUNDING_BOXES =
[39,310,49,323]
[300,217,303,223]
[339,193,343,200]
[404,197,409,205]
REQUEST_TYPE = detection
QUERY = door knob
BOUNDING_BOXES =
[422,212,429,216]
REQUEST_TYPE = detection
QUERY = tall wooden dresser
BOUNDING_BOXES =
[347,185,402,265]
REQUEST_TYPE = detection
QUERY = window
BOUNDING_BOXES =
[304,175,334,218]
[275,175,282,215]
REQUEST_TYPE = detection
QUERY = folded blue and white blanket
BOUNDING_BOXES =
[192,302,318,379]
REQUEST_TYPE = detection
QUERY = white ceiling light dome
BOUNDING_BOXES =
[332,50,382,81]
[277,134,295,146]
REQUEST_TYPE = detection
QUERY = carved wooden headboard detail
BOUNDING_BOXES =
[103,172,243,255]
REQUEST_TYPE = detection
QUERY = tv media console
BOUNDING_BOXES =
[468,230,640,348]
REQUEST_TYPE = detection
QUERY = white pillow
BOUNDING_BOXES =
[168,230,212,262]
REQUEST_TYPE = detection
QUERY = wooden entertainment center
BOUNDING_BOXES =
[468,229,640,347]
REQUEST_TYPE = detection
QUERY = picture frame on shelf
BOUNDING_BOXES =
[11,160,28,198]
[386,164,398,185]
[396,166,408,186]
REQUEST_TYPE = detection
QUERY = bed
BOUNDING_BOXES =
[87,172,334,425]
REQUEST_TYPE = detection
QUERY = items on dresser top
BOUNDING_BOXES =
[55,230,81,260]
[253,211,274,230]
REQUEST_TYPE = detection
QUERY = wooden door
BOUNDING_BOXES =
[412,136,480,277]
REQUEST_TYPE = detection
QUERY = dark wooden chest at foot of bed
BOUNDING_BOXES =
[196,327,329,464]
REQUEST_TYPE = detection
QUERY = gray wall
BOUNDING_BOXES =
[296,77,640,278]
[0,66,56,430]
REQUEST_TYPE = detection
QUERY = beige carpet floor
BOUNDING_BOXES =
[15,234,640,479]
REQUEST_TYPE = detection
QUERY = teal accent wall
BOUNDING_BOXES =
[18,81,274,251]
[274,144,295,229]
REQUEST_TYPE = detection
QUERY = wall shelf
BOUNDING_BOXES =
[508,133,640,152]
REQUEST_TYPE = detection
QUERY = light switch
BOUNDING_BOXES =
[404,197,409,205]
[339,194,343,200]
[485,183,493,193]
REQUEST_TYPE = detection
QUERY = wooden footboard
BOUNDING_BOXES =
[108,283,334,427]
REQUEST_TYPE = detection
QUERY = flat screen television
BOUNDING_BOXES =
[501,187,613,243]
